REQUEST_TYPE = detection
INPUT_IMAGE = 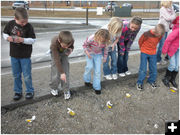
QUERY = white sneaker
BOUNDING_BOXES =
[125,71,131,75]
[104,75,112,80]
[112,74,118,80]
[51,89,58,96]
[119,73,126,77]
[64,90,71,100]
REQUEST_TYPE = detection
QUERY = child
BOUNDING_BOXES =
[137,24,165,90]
[3,7,36,100]
[157,0,176,64]
[117,17,142,77]
[83,29,110,94]
[49,31,74,100]
[101,17,123,80]
[162,16,179,90]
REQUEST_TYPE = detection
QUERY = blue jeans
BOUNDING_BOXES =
[11,57,34,94]
[157,32,168,62]
[83,54,102,90]
[168,49,179,72]
[117,50,129,73]
[103,47,117,75]
[137,53,157,85]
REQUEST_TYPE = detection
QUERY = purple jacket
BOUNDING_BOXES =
[118,21,140,53]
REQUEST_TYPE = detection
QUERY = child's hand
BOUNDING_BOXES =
[7,36,14,42]
[120,52,124,56]
[85,50,92,59]
[14,37,24,43]
[61,73,66,83]
[103,59,106,63]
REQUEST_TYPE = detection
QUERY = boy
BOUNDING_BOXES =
[137,24,165,90]
[117,17,142,77]
[49,31,74,99]
[3,7,36,100]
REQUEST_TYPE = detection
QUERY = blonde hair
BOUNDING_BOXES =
[155,24,165,36]
[108,17,123,37]
[161,0,172,8]
[94,29,111,45]
[59,31,74,45]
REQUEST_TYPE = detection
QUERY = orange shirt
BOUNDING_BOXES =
[138,30,162,55]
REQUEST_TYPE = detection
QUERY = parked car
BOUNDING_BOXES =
[173,4,179,13]
[122,3,133,9]
[105,2,119,12]
[12,1,29,10]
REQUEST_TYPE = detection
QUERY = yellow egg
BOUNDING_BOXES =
[69,111,75,116]
[107,105,112,109]
[26,119,32,122]
[170,89,176,93]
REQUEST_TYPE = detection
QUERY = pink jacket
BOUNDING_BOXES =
[162,26,179,57]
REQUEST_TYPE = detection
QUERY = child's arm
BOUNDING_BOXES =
[3,33,13,42]
[138,34,145,49]
[111,37,119,51]
[161,7,176,22]
[103,46,108,63]
[83,37,92,59]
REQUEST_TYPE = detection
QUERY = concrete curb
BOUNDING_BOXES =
[1,66,166,114]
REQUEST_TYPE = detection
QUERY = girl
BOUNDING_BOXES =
[117,16,142,77]
[102,17,123,80]
[157,0,176,64]
[83,29,110,94]
[162,16,179,90]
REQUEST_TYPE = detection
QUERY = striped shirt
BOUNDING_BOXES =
[118,21,140,53]
[83,34,108,60]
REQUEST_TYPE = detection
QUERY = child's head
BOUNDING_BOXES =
[94,29,111,45]
[14,7,28,27]
[154,24,165,37]
[130,16,142,32]
[161,0,172,8]
[108,17,123,37]
[58,31,73,48]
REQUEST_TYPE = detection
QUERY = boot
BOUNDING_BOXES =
[162,69,172,87]
[169,71,178,88]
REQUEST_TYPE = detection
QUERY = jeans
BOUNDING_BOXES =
[168,49,179,72]
[157,32,168,62]
[103,47,117,75]
[117,50,129,73]
[137,53,157,85]
[11,57,34,94]
[83,54,102,90]
[49,52,69,92]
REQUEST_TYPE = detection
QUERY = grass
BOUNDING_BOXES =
[1,8,159,18]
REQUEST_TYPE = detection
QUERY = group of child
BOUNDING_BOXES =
[3,7,179,101]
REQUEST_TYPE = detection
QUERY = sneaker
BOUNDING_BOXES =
[95,90,101,95]
[25,92,34,99]
[119,73,126,77]
[137,84,143,91]
[13,93,22,100]
[150,82,157,89]
[125,71,131,75]
[51,89,58,96]
[64,90,71,100]
[84,82,92,87]
[104,75,112,80]
[112,74,118,80]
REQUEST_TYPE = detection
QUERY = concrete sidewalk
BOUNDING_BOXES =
[1,52,169,112]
